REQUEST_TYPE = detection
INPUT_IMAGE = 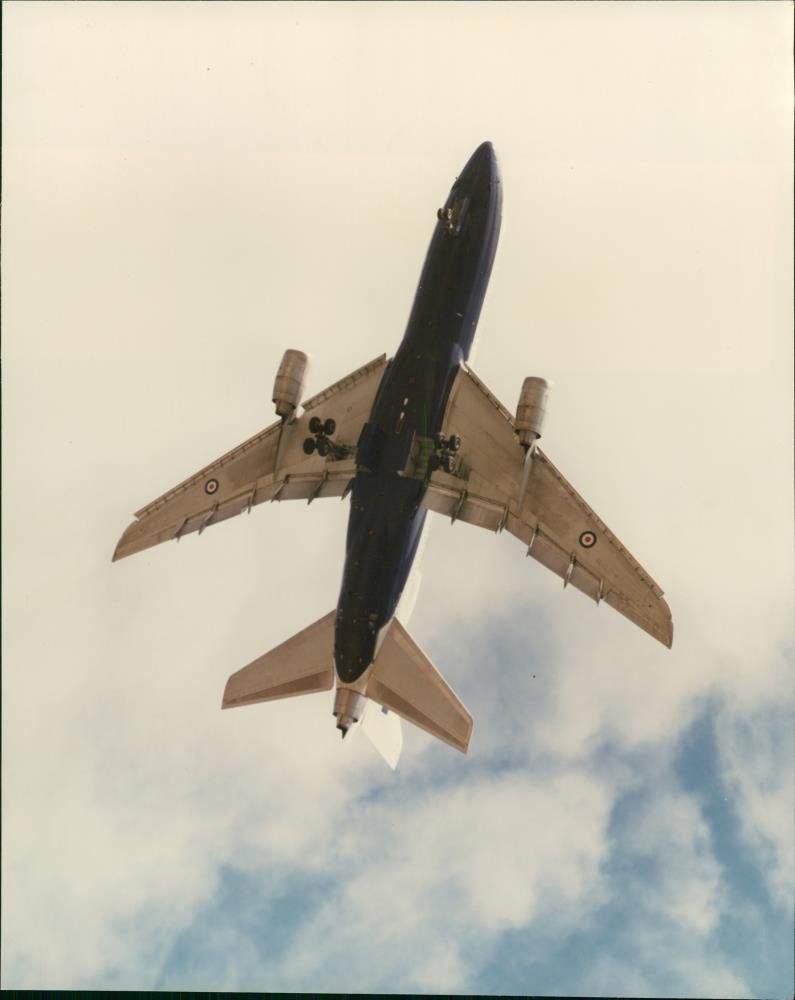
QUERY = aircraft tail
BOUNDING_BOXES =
[368,618,473,754]
[356,699,404,769]
[221,611,472,759]
[221,610,335,708]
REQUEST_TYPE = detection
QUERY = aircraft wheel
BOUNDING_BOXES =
[448,435,461,452]
[309,416,323,435]
[316,437,331,457]
[323,418,336,436]
[303,437,316,455]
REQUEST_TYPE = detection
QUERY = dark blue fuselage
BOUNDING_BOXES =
[334,143,502,683]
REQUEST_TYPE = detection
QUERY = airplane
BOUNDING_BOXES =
[113,141,672,767]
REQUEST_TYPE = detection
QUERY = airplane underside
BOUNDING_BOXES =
[113,142,672,769]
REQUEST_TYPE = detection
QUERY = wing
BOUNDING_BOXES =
[422,364,673,647]
[113,355,388,561]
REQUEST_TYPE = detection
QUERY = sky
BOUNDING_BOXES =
[2,2,792,995]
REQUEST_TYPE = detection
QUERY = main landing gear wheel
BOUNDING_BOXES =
[316,437,331,457]
[303,437,316,455]
[308,416,323,435]
[323,418,336,436]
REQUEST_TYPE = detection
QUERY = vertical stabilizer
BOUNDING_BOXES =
[359,700,403,769]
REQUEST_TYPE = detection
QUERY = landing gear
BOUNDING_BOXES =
[435,432,460,452]
[429,433,463,476]
[304,413,351,461]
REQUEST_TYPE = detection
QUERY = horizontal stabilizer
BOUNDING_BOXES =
[368,619,472,753]
[222,610,335,709]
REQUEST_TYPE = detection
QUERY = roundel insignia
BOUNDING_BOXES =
[579,530,597,549]
[204,478,219,496]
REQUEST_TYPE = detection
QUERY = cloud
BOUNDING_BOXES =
[715,693,794,911]
[617,786,727,933]
[248,768,614,991]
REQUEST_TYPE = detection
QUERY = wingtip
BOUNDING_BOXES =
[112,518,169,562]
[654,615,674,649]
[662,598,674,649]
[112,520,139,562]
[220,679,234,710]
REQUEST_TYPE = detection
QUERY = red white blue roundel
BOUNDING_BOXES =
[204,478,219,496]
[579,530,597,549]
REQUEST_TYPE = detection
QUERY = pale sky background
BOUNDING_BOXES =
[2,2,793,995]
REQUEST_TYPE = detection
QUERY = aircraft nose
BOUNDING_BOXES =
[460,141,497,184]
[473,140,496,168]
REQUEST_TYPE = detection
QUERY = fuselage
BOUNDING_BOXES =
[334,142,502,684]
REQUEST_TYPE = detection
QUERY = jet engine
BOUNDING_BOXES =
[272,349,309,419]
[515,377,549,450]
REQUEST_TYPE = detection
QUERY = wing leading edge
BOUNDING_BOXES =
[113,355,388,561]
[423,364,673,648]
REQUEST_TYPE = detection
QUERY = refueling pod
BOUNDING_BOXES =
[272,349,309,419]
[515,377,549,451]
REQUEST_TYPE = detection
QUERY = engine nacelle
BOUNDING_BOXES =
[272,349,309,419]
[333,687,367,738]
[515,377,549,449]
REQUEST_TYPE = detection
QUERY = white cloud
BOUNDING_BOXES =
[259,769,614,991]
[412,940,468,993]
[619,788,727,934]
[582,926,753,1000]
[715,692,794,911]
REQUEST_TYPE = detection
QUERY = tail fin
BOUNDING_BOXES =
[221,610,335,709]
[369,619,473,753]
[359,700,404,769]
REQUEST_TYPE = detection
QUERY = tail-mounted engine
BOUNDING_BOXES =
[333,686,367,739]
[272,349,309,420]
[515,377,549,451]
